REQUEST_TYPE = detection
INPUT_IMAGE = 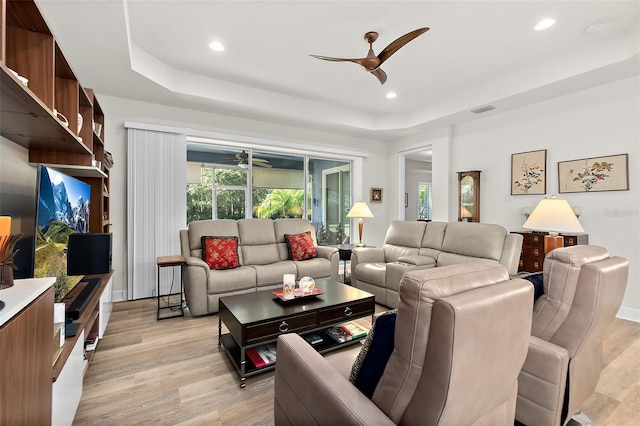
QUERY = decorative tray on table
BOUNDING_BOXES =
[272,288,324,302]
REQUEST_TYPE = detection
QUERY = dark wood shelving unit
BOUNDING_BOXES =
[1,0,114,420]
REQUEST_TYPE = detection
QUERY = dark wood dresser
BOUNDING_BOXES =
[514,231,589,272]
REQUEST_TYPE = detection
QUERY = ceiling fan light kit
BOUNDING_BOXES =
[310,27,429,85]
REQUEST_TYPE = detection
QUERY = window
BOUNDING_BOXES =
[418,182,432,220]
[252,153,304,219]
[186,144,351,244]
[186,165,213,222]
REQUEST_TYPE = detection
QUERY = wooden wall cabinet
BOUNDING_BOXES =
[1,0,111,233]
[514,231,589,273]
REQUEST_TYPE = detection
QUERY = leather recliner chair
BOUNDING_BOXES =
[515,245,629,426]
[274,262,534,425]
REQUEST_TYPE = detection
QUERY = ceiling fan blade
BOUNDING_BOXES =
[309,54,367,66]
[371,68,387,85]
[377,27,429,66]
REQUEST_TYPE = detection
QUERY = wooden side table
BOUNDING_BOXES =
[156,255,185,320]
[513,231,589,273]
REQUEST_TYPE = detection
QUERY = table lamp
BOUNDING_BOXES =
[522,196,584,254]
[346,202,374,246]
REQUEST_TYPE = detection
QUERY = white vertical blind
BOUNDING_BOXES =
[127,128,187,299]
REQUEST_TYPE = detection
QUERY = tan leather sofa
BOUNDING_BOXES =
[179,218,339,316]
[515,245,629,426]
[351,220,523,307]
[274,262,534,425]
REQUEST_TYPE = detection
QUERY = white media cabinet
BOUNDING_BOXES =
[0,273,113,425]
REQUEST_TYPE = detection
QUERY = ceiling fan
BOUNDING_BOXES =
[309,27,429,85]
[234,150,272,168]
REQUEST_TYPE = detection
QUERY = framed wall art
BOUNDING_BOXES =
[511,149,546,195]
[558,153,629,193]
[370,187,383,203]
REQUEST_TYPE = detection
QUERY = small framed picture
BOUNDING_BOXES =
[511,149,546,195]
[404,193,408,208]
[370,188,383,203]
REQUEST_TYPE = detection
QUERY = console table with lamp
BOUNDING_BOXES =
[517,196,588,273]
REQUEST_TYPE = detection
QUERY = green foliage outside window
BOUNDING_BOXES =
[254,189,304,219]
[186,167,213,223]
[187,167,304,222]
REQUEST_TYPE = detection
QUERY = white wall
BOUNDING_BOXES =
[394,77,639,319]
[97,95,390,300]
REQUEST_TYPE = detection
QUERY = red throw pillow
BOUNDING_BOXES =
[285,231,317,261]
[201,236,240,270]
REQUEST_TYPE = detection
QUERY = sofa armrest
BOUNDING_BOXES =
[184,255,208,270]
[316,245,338,260]
[501,233,524,276]
[516,335,569,426]
[274,334,394,426]
[316,246,340,281]
[351,247,385,264]
[182,256,210,316]
[396,255,436,266]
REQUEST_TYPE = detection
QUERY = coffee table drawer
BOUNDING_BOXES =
[245,312,317,345]
[318,299,374,325]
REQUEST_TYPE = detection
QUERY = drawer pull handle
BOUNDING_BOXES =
[279,321,289,332]
[344,307,353,317]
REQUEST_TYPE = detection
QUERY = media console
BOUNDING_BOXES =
[52,271,113,425]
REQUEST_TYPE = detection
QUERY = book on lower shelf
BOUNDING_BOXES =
[326,326,349,343]
[340,322,368,340]
[303,334,324,346]
[85,331,99,352]
[326,322,369,343]
[246,343,277,368]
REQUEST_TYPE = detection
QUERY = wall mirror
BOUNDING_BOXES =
[457,170,481,222]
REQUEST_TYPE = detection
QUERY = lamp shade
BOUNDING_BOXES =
[347,202,374,218]
[522,196,584,234]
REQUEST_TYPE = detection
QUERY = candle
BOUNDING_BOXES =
[0,216,10,240]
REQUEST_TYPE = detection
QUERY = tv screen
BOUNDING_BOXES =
[34,164,91,302]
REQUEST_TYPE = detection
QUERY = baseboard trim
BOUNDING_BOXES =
[112,289,127,302]
[616,306,640,323]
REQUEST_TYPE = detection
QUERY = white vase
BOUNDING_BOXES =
[77,113,83,135]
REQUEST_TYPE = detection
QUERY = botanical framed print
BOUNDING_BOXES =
[558,153,629,193]
[370,187,383,203]
[511,149,546,195]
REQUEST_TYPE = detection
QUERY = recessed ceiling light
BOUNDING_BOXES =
[209,41,225,52]
[386,92,397,99]
[534,18,556,31]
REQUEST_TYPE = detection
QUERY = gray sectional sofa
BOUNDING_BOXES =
[179,218,339,316]
[351,220,523,308]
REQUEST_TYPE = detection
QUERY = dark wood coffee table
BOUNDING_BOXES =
[218,279,375,387]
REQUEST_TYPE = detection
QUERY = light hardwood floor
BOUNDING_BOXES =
[73,298,640,425]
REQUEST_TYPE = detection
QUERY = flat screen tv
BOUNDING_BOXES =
[34,164,91,302]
